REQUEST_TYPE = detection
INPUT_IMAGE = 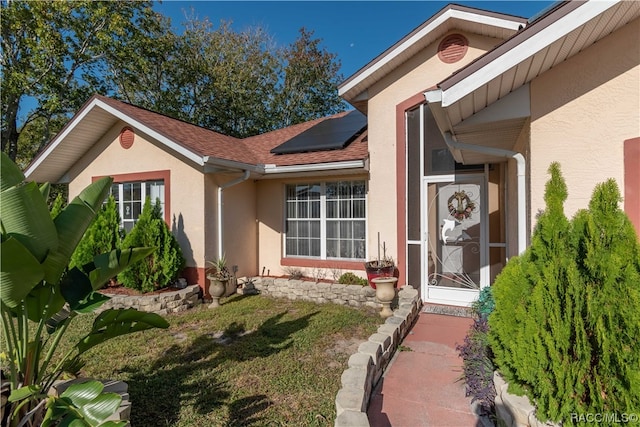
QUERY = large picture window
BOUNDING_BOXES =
[285,181,366,260]
[109,180,165,232]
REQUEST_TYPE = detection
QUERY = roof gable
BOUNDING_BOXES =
[338,3,527,111]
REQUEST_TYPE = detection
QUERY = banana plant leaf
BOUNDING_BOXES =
[42,177,112,286]
[0,181,58,262]
[76,309,169,354]
[42,380,125,427]
[0,152,25,191]
[23,282,65,323]
[0,236,45,308]
[40,182,51,200]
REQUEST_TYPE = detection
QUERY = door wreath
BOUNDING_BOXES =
[448,191,476,220]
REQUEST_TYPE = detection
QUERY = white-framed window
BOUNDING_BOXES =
[109,180,165,232]
[285,180,366,260]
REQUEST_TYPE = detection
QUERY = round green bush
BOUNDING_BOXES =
[338,272,368,286]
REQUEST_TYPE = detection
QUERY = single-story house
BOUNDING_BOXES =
[26,0,639,307]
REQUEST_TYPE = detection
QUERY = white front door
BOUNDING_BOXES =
[423,174,488,306]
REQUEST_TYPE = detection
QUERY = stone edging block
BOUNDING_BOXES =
[334,286,422,427]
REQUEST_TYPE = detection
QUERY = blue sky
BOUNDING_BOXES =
[154,1,557,79]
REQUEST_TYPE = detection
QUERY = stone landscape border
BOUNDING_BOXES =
[98,284,201,315]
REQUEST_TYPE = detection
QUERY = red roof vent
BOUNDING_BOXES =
[119,127,135,149]
[438,34,468,64]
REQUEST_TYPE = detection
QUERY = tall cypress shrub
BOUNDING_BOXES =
[490,164,640,423]
[70,195,122,270]
[119,197,185,292]
[571,179,640,415]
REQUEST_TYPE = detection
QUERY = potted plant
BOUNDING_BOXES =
[364,233,397,289]
[206,255,231,307]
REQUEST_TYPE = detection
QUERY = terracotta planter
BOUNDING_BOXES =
[207,274,228,308]
[365,262,396,289]
[372,277,398,318]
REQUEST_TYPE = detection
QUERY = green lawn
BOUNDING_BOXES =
[58,294,381,426]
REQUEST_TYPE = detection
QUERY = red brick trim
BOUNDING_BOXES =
[624,137,640,237]
[281,257,365,271]
[92,170,171,225]
[396,91,432,286]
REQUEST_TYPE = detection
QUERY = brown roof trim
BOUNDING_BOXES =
[338,3,528,90]
[438,1,582,91]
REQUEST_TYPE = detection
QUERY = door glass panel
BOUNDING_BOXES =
[427,181,482,289]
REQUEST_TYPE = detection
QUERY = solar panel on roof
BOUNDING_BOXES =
[270,110,366,155]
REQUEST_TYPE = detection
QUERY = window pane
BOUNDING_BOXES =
[340,240,352,258]
[354,240,366,259]
[326,201,337,218]
[297,202,308,218]
[311,239,321,256]
[310,220,320,238]
[286,238,297,256]
[326,240,338,258]
[287,202,296,218]
[123,183,132,201]
[132,183,141,201]
[339,201,350,218]
[353,182,366,198]
[326,221,337,238]
[132,201,142,219]
[353,200,365,218]
[310,200,320,218]
[354,221,365,239]
[299,239,309,256]
[124,202,133,219]
[299,221,309,237]
[287,221,297,237]
[339,221,351,238]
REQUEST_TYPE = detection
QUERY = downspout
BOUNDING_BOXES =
[217,170,251,258]
[443,132,527,255]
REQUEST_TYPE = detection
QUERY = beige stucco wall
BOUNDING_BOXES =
[205,174,257,279]
[67,121,207,275]
[530,17,640,220]
[365,31,508,263]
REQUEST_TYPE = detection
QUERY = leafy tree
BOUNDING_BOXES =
[489,163,640,423]
[275,28,345,128]
[0,0,166,165]
[70,195,122,272]
[119,198,185,292]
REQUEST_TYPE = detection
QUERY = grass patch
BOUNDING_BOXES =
[55,294,381,426]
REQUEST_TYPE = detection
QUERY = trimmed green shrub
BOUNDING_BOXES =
[70,195,122,270]
[119,197,185,292]
[338,272,369,286]
[570,179,640,415]
[489,163,640,423]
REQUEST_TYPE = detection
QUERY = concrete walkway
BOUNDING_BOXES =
[367,312,482,427]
